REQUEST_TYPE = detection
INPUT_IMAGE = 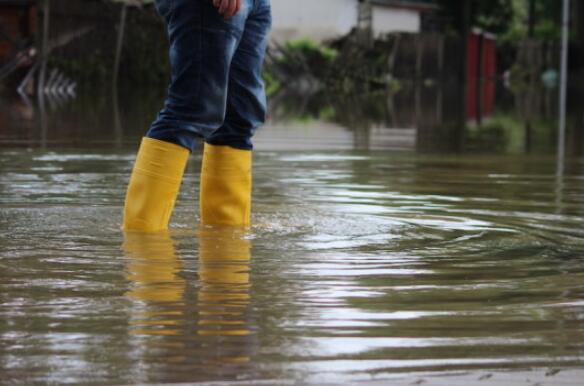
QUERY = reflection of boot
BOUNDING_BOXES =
[198,228,251,337]
[123,138,189,232]
[200,144,252,226]
[123,231,185,335]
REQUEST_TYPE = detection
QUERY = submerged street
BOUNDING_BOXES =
[1,90,584,383]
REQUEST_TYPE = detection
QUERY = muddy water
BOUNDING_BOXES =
[1,148,584,385]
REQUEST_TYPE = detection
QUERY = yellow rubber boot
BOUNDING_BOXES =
[200,144,252,226]
[123,137,189,232]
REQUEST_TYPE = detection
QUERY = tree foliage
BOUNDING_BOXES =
[436,0,560,42]
[437,0,514,35]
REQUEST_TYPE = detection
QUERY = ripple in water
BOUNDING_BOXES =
[1,151,583,384]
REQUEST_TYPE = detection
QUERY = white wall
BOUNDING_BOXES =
[270,0,358,44]
[270,0,422,44]
[371,6,421,36]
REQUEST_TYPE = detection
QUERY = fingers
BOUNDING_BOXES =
[224,0,237,18]
[218,0,228,14]
[214,0,242,18]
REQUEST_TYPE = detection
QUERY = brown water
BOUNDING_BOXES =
[2,84,584,384]
[1,146,584,384]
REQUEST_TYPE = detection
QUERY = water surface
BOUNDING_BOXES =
[1,148,584,384]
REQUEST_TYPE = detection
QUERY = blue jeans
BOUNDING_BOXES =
[147,0,272,152]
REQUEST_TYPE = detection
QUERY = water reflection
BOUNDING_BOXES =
[1,148,584,384]
[197,228,252,339]
[122,228,255,382]
[124,232,185,335]
[1,82,583,154]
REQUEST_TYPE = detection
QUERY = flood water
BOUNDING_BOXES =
[1,85,584,385]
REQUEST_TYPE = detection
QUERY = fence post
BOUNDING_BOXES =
[113,3,128,90]
[37,0,50,96]
[558,0,570,169]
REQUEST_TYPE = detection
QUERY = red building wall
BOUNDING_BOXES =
[466,30,497,122]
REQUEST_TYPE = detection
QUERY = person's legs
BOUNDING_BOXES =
[205,0,272,151]
[147,0,253,151]
[124,0,252,232]
[200,0,272,226]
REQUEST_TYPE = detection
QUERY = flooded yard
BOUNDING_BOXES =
[1,86,584,384]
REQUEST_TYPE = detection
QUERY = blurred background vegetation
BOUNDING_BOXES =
[1,0,583,155]
[0,0,577,89]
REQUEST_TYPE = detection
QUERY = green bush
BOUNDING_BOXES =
[283,39,338,62]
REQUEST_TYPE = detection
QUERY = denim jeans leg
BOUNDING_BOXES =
[147,0,251,152]
[205,1,272,151]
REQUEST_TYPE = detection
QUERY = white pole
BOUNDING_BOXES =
[558,0,570,168]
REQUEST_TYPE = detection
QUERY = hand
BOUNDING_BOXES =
[213,0,242,18]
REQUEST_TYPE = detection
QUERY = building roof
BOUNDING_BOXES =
[369,0,439,12]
